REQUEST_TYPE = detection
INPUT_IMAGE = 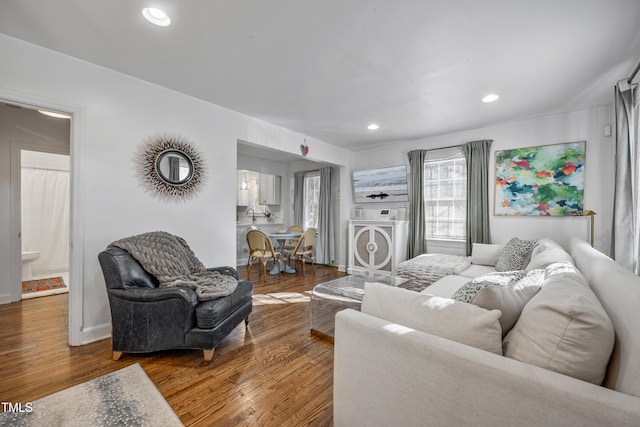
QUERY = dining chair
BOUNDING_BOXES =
[283,228,316,276]
[246,229,281,281]
[283,225,304,251]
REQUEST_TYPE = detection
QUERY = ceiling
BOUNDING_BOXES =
[1,1,639,151]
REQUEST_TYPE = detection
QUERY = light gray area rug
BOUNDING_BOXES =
[0,363,182,427]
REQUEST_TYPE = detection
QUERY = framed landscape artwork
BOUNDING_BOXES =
[352,165,409,203]
[494,141,585,216]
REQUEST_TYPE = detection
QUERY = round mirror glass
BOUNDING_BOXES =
[155,150,194,185]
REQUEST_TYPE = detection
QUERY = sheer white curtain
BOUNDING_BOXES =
[21,167,70,274]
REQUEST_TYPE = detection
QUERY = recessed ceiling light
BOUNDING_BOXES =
[38,109,71,119]
[367,123,379,130]
[482,94,500,103]
[142,7,171,27]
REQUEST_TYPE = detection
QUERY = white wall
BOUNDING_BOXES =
[352,106,614,254]
[0,34,353,344]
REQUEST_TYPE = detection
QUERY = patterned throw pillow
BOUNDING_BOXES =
[452,269,544,335]
[495,238,537,272]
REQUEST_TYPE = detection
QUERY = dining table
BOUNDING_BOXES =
[268,231,302,275]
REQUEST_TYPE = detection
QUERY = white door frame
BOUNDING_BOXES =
[2,88,86,346]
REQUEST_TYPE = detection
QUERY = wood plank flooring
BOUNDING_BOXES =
[0,264,345,426]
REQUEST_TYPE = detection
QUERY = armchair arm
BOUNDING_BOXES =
[108,287,198,307]
[206,266,239,280]
[334,309,640,427]
[107,287,199,348]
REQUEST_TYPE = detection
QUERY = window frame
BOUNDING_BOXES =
[302,171,320,229]
[423,148,467,242]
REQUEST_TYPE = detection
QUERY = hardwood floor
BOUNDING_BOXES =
[0,264,345,426]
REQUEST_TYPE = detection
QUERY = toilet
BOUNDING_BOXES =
[21,250,40,281]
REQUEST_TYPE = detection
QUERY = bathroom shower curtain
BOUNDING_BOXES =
[21,167,70,275]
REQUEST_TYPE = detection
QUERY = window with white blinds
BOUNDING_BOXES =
[423,147,467,240]
[303,171,320,229]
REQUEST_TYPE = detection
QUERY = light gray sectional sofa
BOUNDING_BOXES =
[333,238,640,426]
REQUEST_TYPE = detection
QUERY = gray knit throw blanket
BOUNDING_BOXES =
[109,231,237,301]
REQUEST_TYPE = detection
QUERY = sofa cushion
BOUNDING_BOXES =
[502,262,615,385]
[458,264,496,278]
[495,237,537,271]
[195,280,253,329]
[526,238,573,270]
[470,243,504,266]
[362,283,503,355]
[571,238,640,397]
[421,275,469,298]
[451,269,544,336]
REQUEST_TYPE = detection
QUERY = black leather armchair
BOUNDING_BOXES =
[98,247,252,361]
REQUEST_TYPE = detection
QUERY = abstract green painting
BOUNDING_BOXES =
[495,141,585,216]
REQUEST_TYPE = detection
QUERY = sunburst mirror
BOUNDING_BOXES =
[135,134,207,202]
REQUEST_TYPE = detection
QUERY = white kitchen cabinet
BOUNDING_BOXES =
[258,174,281,205]
[236,171,250,206]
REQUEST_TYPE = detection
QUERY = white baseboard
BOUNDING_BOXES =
[337,264,347,272]
[0,292,13,305]
[79,322,111,346]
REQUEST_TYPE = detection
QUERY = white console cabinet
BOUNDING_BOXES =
[348,220,408,276]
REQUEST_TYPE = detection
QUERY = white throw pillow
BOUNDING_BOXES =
[495,237,537,271]
[362,283,503,355]
[526,238,574,270]
[471,243,504,266]
[452,269,544,336]
[503,262,615,384]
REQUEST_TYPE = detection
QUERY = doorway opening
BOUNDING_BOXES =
[20,150,71,299]
[1,93,84,346]
[2,101,71,301]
